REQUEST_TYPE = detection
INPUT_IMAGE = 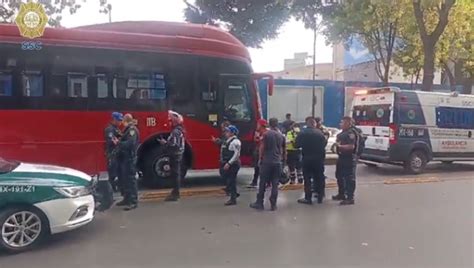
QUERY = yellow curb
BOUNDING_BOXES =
[139,186,226,201]
[384,177,442,185]
[279,181,337,191]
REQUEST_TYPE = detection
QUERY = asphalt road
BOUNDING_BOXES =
[1,163,473,268]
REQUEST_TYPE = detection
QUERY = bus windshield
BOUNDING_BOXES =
[352,104,391,126]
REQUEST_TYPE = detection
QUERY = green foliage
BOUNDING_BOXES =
[183,0,291,48]
[0,0,110,27]
[316,0,406,84]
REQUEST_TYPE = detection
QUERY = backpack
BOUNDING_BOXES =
[351,127,366,156]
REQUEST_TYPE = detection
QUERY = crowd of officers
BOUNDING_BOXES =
[104,110,361,212]
[104,110,185,211]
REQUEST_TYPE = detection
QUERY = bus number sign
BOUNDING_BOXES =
[146,117,156,127]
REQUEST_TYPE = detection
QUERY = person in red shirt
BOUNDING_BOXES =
[248,119,268,188]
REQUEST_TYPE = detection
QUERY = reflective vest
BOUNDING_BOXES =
[286,128,300,151]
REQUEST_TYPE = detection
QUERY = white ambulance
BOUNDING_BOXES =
[351,87,474,174]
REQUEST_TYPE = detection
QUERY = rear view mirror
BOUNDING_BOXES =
[252,73,274,96]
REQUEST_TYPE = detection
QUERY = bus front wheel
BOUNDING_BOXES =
[143,147,188,188]
[404,150,428,174]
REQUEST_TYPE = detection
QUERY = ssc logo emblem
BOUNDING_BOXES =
[408,110,416,120]
[15,2,48,39]
[376,108,385,118]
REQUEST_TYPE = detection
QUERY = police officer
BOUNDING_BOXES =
[333,116,357,205]
[104,112,123,192]
[219,125,241,206]
[296,117,327,204]
[314,117,329,197]
[160,110,185,202]
[116,113,140,211]
[285,122,303,184]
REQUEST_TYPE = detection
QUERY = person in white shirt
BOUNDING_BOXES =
[220,125,241,206]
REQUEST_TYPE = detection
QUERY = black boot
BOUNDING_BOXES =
[340,199,355,205]
[297,198,312,205]
[164,194,180,202]
[332,194,345,201]
[115,199,128,207]
[249,202,264,210]
[270,203,277,211]
[225,199,237,206]
[123,203,138,211]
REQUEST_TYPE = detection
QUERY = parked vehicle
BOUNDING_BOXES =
[352,87,474,174]
[325,128,341,154]
[0,158,96,253]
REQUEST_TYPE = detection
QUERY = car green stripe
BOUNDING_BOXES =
[0,172,89,187]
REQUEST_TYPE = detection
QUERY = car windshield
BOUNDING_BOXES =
[0,158,20,174]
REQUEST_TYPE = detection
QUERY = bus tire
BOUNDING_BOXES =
[404,150,428,174]
[0,206,49,254]
[143,147,188,189]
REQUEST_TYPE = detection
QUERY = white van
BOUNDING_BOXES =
[351,87,474,173]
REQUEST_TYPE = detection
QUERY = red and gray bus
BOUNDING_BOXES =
[0,21,273,187]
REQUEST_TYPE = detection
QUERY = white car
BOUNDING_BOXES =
[325,128,341,154]
[0,158,96,253]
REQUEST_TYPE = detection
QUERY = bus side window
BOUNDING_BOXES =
[22,71,43,97]
[96,74,109,98]
[0,72,13,96]
[67,73,88,98]
[49,74,67,97]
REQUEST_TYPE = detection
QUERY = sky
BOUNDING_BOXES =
[60,0,333,72]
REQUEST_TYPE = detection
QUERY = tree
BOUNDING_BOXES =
[412,0,456,91]
[316,0,405,85]
[0,0,110,27]
[183,0,291,48]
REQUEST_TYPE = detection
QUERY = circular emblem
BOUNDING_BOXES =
[24,11,41,29]
[15,2,48,39]
[376,108,385,118]
[408,110,416,120]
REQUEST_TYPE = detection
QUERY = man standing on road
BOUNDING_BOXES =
[116,114,140,211]
[296,117,327,204]
[333,116,357,205]
[314,116,329,197]
[250,118,286,211]
[160,111,186,202]
[286,122,303,184]
[282,113,295,134]
[249,119,268,188]
[104,112,123,193]
[219,125,241,206]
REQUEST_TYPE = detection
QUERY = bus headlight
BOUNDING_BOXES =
[54,186,91,198]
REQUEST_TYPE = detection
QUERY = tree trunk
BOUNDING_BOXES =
[442,61,456,91]
[421,45,435,91]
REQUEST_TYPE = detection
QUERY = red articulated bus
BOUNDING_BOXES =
[0,21,273,187]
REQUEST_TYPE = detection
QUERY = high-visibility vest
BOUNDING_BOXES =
[286,128,300,151]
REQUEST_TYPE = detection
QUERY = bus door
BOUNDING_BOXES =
[219,74,255,165]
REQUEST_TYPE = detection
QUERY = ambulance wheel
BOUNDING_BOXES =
[143,147,188,189]
[0,206,48,254]
[404,150,427,174]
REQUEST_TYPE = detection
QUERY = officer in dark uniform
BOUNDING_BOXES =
[160,110,185,202]
[116,113,140,211]
[219,125,241,206]
[296,117,327,204]
[314,117,329,197]
[104,112,123,193]
[333,116,357,205]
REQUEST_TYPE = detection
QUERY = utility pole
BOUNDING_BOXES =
[107,4,112,23]
[311,25,317,118]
